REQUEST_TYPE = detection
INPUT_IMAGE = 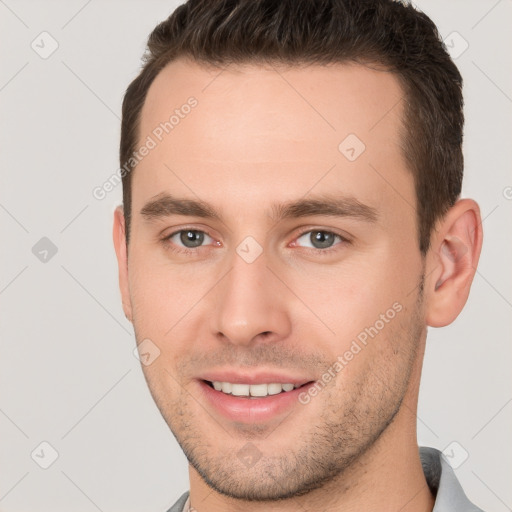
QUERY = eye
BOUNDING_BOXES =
[294,230,344,250]
[167,229,214,248]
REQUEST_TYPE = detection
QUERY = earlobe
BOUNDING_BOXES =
[425,199,483,328]
[113,205,133,323]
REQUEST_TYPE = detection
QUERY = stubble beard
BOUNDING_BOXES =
[139,279,425,502]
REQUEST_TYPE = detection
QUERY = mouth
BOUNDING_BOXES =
[196,376,316,423]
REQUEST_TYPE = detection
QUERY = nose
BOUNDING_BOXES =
[210,251,292,347]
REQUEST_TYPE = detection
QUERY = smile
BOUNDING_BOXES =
[198,378,315,423]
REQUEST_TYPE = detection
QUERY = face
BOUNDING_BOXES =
[119,59,427,499]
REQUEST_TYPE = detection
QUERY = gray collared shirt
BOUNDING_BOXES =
[166,446,484,512]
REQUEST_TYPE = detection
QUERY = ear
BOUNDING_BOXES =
[113,205,133,323]
[424,198,483,327]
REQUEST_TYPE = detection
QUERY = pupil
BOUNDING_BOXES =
[180,230,204,248]
[311,231,334,249]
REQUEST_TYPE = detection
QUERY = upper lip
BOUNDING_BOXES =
[198,370,314,386]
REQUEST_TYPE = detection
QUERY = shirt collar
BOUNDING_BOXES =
[420,446,484,511]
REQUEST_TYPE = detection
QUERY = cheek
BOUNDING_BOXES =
[293,263,401,335]
[287,246,420,367]
[128,251,222,365]
[128,253,189,339]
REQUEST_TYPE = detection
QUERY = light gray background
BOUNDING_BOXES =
[0,1,510,511]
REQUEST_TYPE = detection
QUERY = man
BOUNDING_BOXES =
[113,0,484,510]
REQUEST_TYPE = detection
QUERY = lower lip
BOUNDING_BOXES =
[197,380,314,423]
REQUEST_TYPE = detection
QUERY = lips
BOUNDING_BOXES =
[195,371,315,423]
[198,370,311,387]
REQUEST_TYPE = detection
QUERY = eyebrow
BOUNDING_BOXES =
[140,193,220,221]
[140,193,378,224]
[270,195,378,223]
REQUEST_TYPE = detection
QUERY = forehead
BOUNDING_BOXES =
[134,58,412,218]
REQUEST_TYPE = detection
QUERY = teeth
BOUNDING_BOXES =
[267,383,282,395]
[211,381,299,397]
[249,383,268,397]
[231,384,250,396]
[221,382,232,394]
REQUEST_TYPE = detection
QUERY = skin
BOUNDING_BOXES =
[113,58,483,512]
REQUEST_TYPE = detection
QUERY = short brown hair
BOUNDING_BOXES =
[120,0,463,254]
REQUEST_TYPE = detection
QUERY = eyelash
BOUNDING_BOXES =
[160,227,350,256]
